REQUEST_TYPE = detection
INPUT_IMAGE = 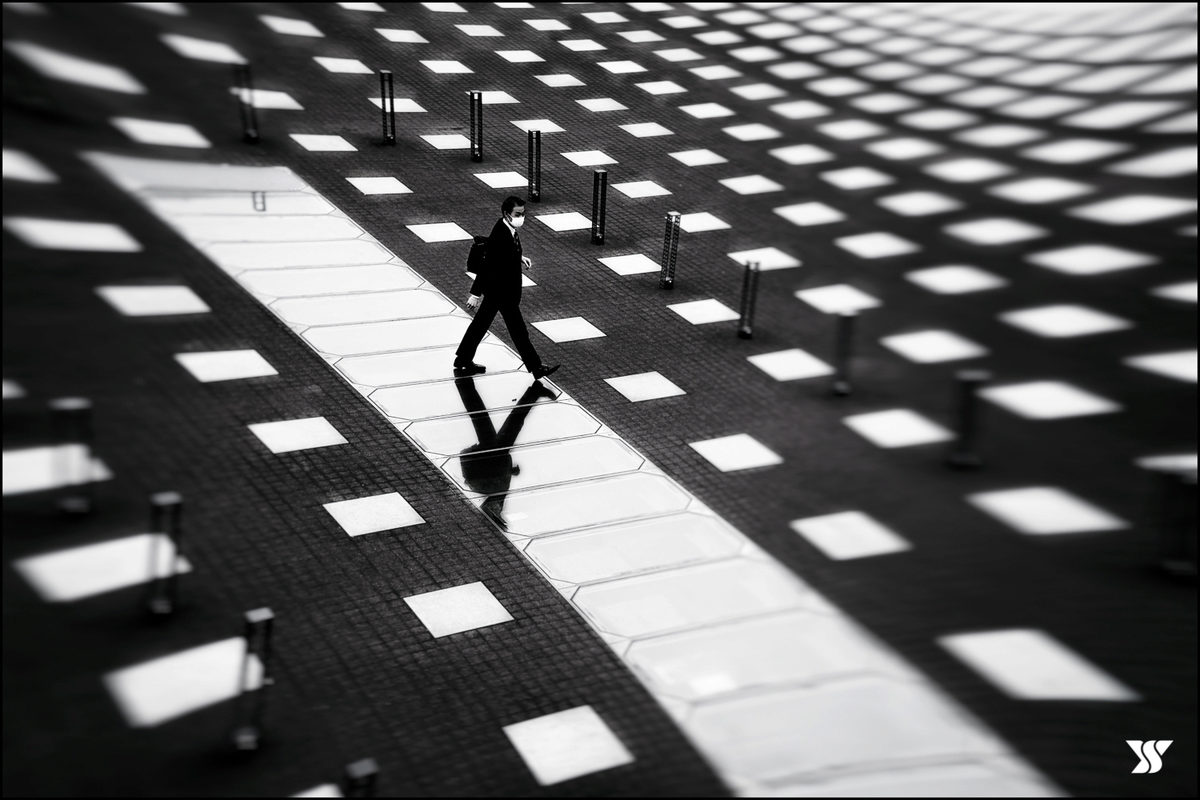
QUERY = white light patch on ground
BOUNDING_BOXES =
[4,217,141,251]
[457,24,503,36]
[577,98,626,112]
[818,119,887,140]
[679,212,730,232]
[497,50,545,63]
[260,15,323,36]
[1152,282,1197,303]
[3,381,26,400]
[561,150,616,167]
[769,144,832,165]
[3,149,57,182]
[598,254,659,276]
[5,41,146,92]
[843,409,954,448]
[689,434,783,472]
[747,349,832,381]
[637,80,686,95]
[906,266,1007,294]
[939,630,1139,700]
[1000,305,1131,338]
[669,149,727,166]
[420,59,473,73]
[15,533,192,602]
[1026,244,1156,276]
[923,158,1013,183]
[728,247,799,271]
[314,57,373,73]
[421,134,471,150]
[347,177,411,195]
[795,284,880,314]
[474,172,527,189]
[112,118,210,148]
[503,706,634,786]
[881,330,987,363]
[561,39,606,52]
[723,123,782,141]
[248,417,348,453]
[290,134,356,151]
[376,28,428,42]
[967,488,1128,535]
[821,166,894,190]
[323,493,424,536]
[232,88,304,110]
[367,98,426,112]
[877,191,963,216]
[1068,195,1196,226]
[1021,138,1129,163]
[790,511,911,560]
[955,124,1045,147]
[980,381,1120,419]
[612,181,670,198]
[1125,351,1197,383]
[96,286,209,316]
[656,47,704,62]
[605,372,685,402]
[406,222,472,242]
[404,582,513,637]
[867,138,944,161]
[104,638,262,727]
[526,19,569,31]
[511,119,565,133]
[1108,147,1196,179]
[161,34,245,63]
[534,212,591,232]
[620,30,666,43]
[667,299,740,325]
[945,218,1048,246]
[988,178,1094,204]
[680,102,735,119]
[730,83,785,100]
[775,202,845,226]
[532,317,605,342]
[720,175,783,195]
[536,74,584,87]
[836,232,920,259]
[175,350,277,383]
[621,122,673,137]
[3,446,112,496]
[292,784,343,798]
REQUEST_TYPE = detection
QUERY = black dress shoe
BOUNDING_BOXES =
[453,361,486,375]
[531,363,560,380]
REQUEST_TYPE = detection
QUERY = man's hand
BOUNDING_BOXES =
[466,294,482,312]
[521,256,532,271]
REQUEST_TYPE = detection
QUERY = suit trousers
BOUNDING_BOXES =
[456,292,542,372]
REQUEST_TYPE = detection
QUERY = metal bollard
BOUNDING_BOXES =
[233,63,260,144]
[527,130,542,201]
[49,397,94,514]
[831,312,856,397]
[659,211,682,290]
[469,90,483,162]
[591,169,608,245]
[737,261,761,339]
[379,70,396,145]
[231,607,275,751]
[145,492,184,617]
[1156,469,1197,576]
[344,758,380,798]
[251,191,266,212]
[945,370,990,469]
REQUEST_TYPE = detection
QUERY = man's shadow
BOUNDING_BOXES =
[455,376,556,531]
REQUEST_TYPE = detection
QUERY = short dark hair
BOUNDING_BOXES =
[502,195,526,215]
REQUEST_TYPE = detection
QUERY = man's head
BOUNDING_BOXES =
[502,195,527,224]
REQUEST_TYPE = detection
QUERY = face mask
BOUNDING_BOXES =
[510,215,525,229]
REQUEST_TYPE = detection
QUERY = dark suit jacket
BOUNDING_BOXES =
[469,218,523,301]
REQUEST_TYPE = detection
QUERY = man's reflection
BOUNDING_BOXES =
[455,376,556,530]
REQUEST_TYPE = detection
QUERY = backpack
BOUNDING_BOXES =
[466,235,488,274]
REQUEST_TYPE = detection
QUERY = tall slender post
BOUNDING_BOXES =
[145,492,184,616]
[344,758,380,797]
[234,63,260,144]
[659,211,681,290]
[1155,468,1197,576]
[591,169,608,245]
[379,69,396,145]
[527,130,542,201]
[49,397,93,514]
[831,311,856,397]
[251,191,266,212]
[946,370,990,469]
[469,91,483,162]
[737,261,761,339]
[231,607,275,751]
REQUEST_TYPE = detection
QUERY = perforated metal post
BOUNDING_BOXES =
[344,758,380,797]
[234,63,260,144]
[469,90,483,162]
[831,311,856,397]
[946,370,990,469]
[379,69,396,145]
[591,169,608,245]
[145,492,184,616]
[49,397,93,514]
[527,130,541,202]
[737,261,761,339]
[231,607,275,751]
[659,211,681,290]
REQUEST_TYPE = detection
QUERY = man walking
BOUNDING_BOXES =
[454,195,560,380]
